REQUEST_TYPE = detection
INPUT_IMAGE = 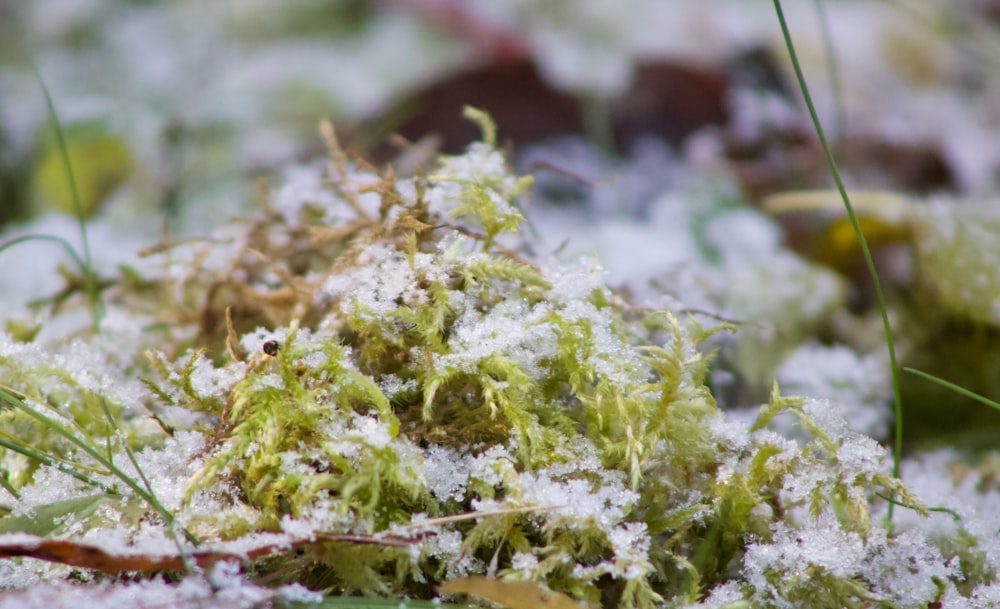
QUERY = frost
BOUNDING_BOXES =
[510,551,539,577]
[272,163,350,226]
[422,446,469,502]
[777,344,892,438]
[187,351,241,399]
[861,528,958,608]
[0,563,321,609]
[516,469,639,530]
[743,516,865,604]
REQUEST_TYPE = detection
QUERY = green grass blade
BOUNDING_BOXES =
[0,234,90,275]
[0,387,199,545]
[99,396,157,500]
[0,469,20,501]
[811,0,845,139]
[771,0,905,521]
[0,435,115,494]
[875,491,960,522]
[903,367,1000,413]
[33,69,104,330]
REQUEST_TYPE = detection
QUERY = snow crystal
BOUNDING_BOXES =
[248,372,284,392]
[322,244,418,317]
[606,522,651,578]
[515,468,639,531]
[860,527,958,607]
[0,532,43,548]
[510,551,539,578]
[187,351,242,400]
[423,444,517,503]
[744,516,865,599]
[422,446,468,502]
[0,334,149,414]
[322,412,400,462]
[777,344,892,438]
[281,500,351,539]
[379,374,417,398]
[699,580,746,608]
[131,430,207,511]
[707,411,752,452]
[835,432,889,480]
[238,326,289,356]
[351,415,393,449]
[428,529,482,579]
[800,397,849,440]
[0,559,320,607]
[968,583,1000,609]
[13,464,98,517]
[433,298,558,379]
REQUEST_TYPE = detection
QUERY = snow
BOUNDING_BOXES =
[434,298,557,378]
[0,561,321,609]
[777,344,892,438]
[744,515,865,595]
[423,444,514,502]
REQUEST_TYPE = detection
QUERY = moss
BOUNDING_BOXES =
[0,109,957,608]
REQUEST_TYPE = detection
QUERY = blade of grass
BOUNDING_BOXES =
[771,0,905,521]
[34,69,104,330]
[0,435,115,494]
[811,0,845,139]
[875,491,960,522]
[0,234,90,274]
[903,367,1000,413]
[0,386,199,545]
[99,396,157,502]
[0,469,19,501]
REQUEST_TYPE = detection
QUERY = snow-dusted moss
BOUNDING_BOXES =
[0,110,994,609]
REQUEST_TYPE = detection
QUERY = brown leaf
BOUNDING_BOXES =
[364,59,728,160]
[0,532,415,574]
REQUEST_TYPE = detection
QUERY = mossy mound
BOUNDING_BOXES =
[0,110,945,609]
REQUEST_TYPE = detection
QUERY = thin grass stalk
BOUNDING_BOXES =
[99,397,158,501]
[0,387,199,545]
[0,234,90,273]
[34,70,104,330]
[904,367,1000,413]
[811,0,845,139]
[771,0,904,522]
[0,435,115,493]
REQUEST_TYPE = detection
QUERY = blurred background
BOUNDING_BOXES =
[3,0,1000,448]
[3,1,997,229]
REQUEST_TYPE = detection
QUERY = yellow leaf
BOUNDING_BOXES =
[763,189,913,271]
[33,128,133,219]
[439,577,589,609]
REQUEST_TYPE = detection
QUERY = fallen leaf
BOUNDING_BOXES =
[0,531,415,574]
[364,59,728,159]
[439,576,589,609]
[763,189,914,279]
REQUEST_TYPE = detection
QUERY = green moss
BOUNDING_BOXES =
[0,109,952,608]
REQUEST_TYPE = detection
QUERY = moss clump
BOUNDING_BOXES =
[0,109,935,608]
